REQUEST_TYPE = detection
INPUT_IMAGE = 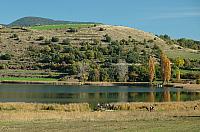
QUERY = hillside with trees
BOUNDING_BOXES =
[0,21,199,83]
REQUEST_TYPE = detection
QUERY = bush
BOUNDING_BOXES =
[67,28,78,33]
[51,37,59,42]
[105,34,111,43]
[181,73,200,80]
[147,39,154,43]
[14,37,19,41]
[44,39,51,44]
[36,36,44,41]
[0,64,6,69]
[99,27,105,31]
[62,38,70,45]
[196,79,200,84]
[10,34,18,38]
[0,53,12,60]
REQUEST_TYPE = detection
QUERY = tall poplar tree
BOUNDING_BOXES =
[161,53,171,84]
[149,56,155,84]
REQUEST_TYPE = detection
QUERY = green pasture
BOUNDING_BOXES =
[30,24,100,30]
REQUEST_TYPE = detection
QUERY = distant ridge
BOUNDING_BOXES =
[8,16,100,27]
[0,24,6,26]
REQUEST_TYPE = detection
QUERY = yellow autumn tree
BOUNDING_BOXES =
[160,52,166,81]
[165,57,171,83]
[175,57,184,81]
[149,56,155,84]
[161,53,171,84]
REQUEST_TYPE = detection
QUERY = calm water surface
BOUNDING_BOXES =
[0,84,199,104]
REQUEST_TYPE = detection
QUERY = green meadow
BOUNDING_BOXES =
[30,24,100,30]
[0,77,57,81]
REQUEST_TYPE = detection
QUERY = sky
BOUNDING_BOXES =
[1,0,200,40]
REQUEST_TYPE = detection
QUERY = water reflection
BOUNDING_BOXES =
[176,91,181,102]
[0,84,199,104]
[163,90,171,102]
[147,92,155,102]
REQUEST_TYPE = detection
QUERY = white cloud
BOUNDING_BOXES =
[141,7,200,21]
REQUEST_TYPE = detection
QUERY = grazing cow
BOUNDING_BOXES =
[150,106,154,112]
[194,105,198,110]
[146,106,154,112]
[146,107,149,111]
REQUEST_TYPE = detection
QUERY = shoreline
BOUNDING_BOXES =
[0,80,150,86]
[0,80,199,90]
[170,83,200,90]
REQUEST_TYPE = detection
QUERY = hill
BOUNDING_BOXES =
[0,24,199,82]
[8,16,99,27]
[0,24,7,27]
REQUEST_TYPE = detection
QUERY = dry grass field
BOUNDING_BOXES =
[0,101,199,131]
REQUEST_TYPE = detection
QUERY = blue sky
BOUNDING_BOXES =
[1,0,200,40]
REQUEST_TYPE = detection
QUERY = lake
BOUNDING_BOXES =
[0,84,199,104]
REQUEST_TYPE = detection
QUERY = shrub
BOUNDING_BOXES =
[0,64,6,69]
[62,38,70,45]
[36,36,44,41]
[181,73,200,80]
[10,34,18,38]
[105,34,111,43]
[99,27,105,31]
[0,53,12,60]
[67,28,78,33]
[44,39,51,44]
[51,37,59,42]
[14,37,19,41]
[93,39,100,45]
[147,39,154,43]
[196,79,200,84]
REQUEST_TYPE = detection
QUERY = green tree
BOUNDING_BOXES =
[116,64,128,82]
[100,68,109,81]
[85,50,95,59]
[67,63,79,75]
[88,68,100,81]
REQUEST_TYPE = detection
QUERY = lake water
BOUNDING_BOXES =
[0,84,199,104]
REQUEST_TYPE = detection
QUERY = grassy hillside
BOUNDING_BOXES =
[0,24,199,82]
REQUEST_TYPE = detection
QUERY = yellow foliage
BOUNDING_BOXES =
[161,53,171,83]
[149,56,155,83]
